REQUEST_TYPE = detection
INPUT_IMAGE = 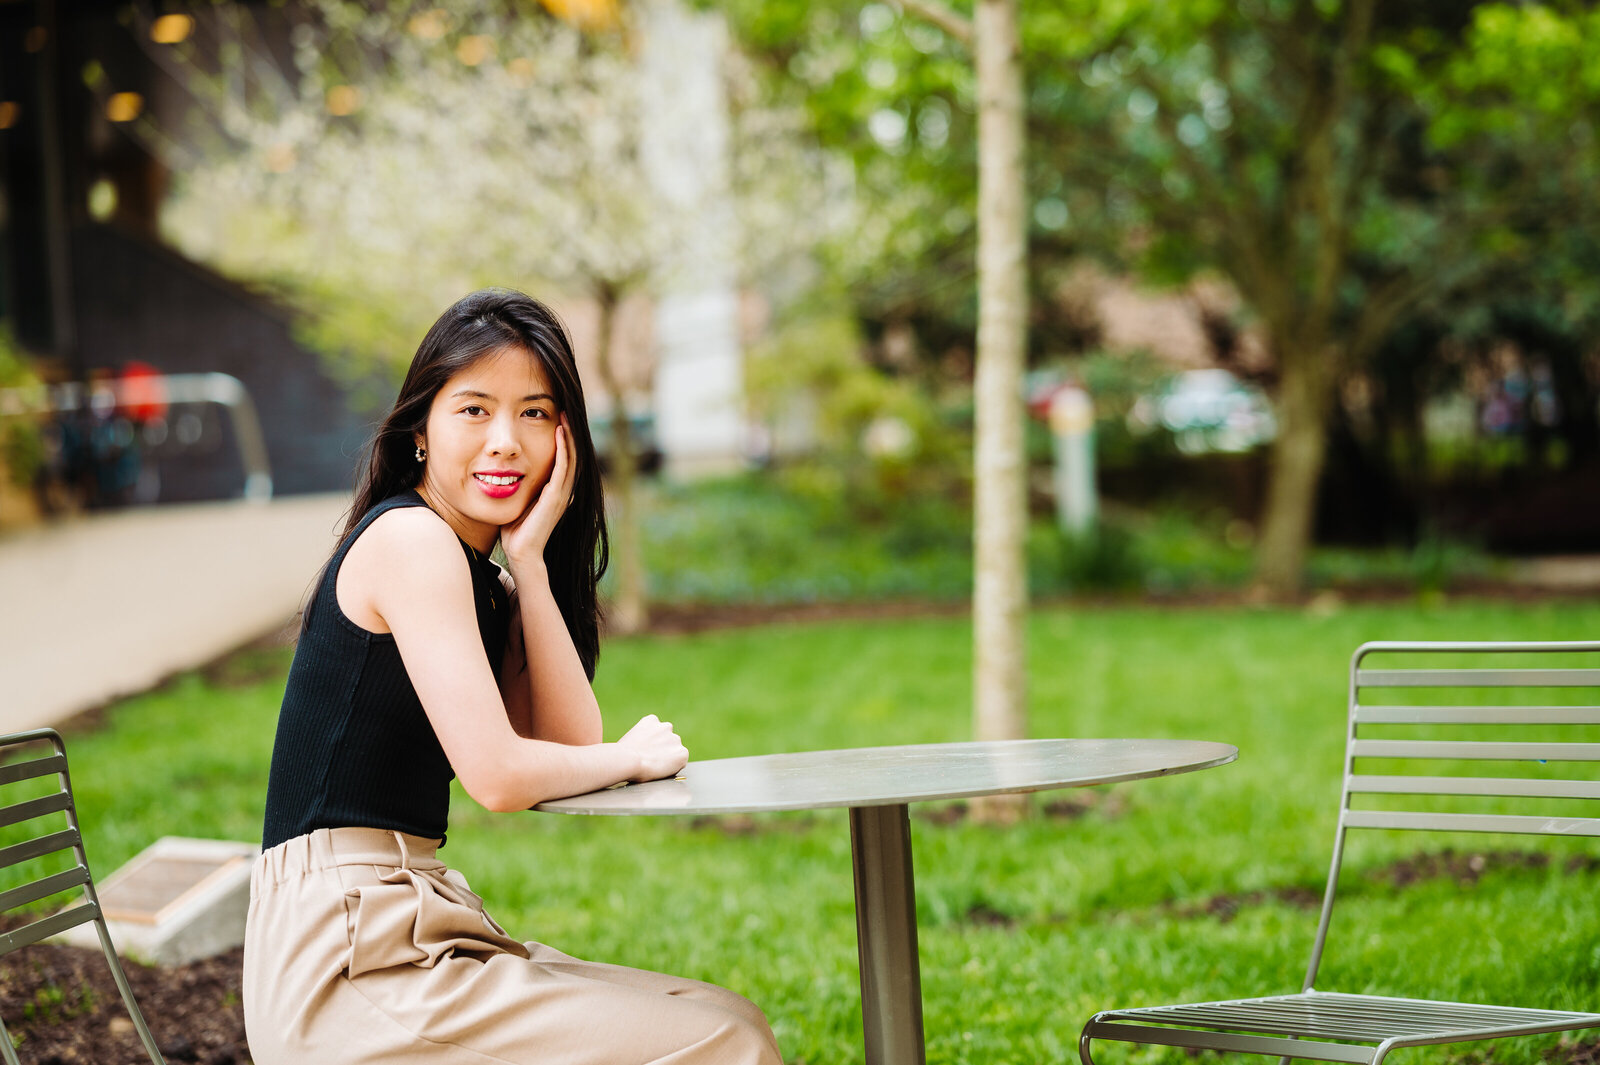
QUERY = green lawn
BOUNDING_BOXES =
[37,600,1600,1065]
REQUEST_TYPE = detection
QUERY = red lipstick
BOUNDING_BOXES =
[472,470,524,499]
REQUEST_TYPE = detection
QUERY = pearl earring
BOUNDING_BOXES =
[415,445,427,463]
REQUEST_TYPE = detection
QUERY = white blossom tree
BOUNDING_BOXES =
[142,0,825,631]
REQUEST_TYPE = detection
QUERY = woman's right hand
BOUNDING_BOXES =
[617,714,689,782]
[499,416,575,576]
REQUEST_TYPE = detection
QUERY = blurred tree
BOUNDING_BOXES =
[717,0,1033,774]
[1330,224,1600,549]
[712,0,982,352]
[1394,2,1600,473]
[722,0,1600,595]
[969,0,1029,780]
[145,0,823,632]
[1026,0,1600,591]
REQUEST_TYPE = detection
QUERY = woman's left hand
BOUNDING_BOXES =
[500,415,575,573]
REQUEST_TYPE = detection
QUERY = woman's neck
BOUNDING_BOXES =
[413,483,498,555]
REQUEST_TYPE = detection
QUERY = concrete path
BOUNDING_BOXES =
[1507,555,1600,590]
[0,494,349,733]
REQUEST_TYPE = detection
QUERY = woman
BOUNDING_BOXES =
[244,289,781,1064]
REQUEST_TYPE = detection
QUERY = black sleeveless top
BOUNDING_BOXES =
[261,490,511,850]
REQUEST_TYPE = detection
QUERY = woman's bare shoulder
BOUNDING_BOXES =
[353,505,469,577]
[360,503,456,547]
[337,506,471,632]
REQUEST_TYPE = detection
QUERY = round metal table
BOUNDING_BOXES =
[537,737,1238,1065]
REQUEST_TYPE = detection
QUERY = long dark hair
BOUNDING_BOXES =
[339,288,609,678]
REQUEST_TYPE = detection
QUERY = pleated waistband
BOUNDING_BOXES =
[253,827,446,893]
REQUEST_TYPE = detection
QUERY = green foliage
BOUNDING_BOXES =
[1417,5,1600,144]
[631,474,973,604]
[0,328,45,489]
[1308,536,1503,593]
[626,476,1497,605]
[22,982,96,1025]
[714,0,980,332]
[1040,527,1145,593]
[1033,509,1257,596]
[744,306,973,512]
[57,599,1600,1065]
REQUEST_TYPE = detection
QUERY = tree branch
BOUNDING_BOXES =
[891,0,973,49]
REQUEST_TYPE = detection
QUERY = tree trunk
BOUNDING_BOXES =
[1255,347,1335,597]
[593,283,648,634]
[971,0,1028,820]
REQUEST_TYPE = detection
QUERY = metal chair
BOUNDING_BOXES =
[0,727,164,1064]
[1081,640,1600,1065]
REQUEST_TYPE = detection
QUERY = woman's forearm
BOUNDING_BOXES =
[510,559,603,745]
[466,735,641,811]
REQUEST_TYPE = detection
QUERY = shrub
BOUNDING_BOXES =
[0,329,45,491]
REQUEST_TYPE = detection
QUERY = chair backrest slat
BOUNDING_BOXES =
[1350,739,1600,761]
[0,754,66,787]
[0,901,100,954]
[0,828,82,871]
[1355,706,1600,725]
[0,791,72,830]
[1344,810,1600,836]
[1356,668,1600,688]
[1344,643,1600,838]
[1348,774,1600,799]
[0,866,90,914]
[1302,641,1600,994]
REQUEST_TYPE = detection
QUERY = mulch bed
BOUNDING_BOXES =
[0,943,246,1064]
[634,580,1600,637]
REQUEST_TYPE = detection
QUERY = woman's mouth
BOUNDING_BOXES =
[473,472,524,498]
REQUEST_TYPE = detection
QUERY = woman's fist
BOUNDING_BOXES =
[617,714,688,782]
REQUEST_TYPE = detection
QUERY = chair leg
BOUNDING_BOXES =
[1080,1020,1103,1065]
[0,1016,20,1065]
[95,920,166,1064]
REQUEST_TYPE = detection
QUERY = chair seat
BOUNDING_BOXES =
[1091,990,1600,1047]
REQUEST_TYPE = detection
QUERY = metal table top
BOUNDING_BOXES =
[535,738,1238,816]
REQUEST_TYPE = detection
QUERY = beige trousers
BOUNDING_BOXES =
[244,828,782,1065]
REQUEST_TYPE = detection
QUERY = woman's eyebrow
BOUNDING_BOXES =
[449,389,556,402]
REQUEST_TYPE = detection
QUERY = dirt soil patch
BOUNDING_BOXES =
[636,582,1600,637]
[1560,1038,1600,1065]
[1376,848,1600,889]
[0,943,247,1064]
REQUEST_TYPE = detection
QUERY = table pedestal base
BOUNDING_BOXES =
[849,803,925,1065]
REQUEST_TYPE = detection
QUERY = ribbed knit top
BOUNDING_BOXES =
[262,490,510,851]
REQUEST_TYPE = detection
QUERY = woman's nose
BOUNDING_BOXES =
[486,414,520,456]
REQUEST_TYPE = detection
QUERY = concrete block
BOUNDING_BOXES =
[58,836,257,966]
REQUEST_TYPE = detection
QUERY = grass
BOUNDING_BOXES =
[18,599,1600,1065]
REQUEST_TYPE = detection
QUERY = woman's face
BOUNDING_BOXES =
[413,345,561,552]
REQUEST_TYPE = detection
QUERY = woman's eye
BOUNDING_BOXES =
[461,405,486,416]
[524,408,550,419]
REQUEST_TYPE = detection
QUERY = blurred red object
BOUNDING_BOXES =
[117,361,168,422]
